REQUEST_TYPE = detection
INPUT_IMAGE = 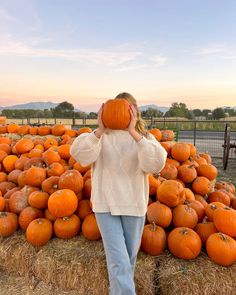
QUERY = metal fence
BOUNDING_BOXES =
[5,117,236,159]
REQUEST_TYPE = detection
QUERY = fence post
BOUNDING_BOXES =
[193,121,197,146]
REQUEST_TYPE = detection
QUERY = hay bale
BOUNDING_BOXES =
[0,267,79,295]
[157,250,236,295]
[33,235,156,295]
[0,231,37,277]
[0,231,157,294]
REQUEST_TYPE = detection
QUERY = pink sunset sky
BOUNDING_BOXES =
[0,0,236,112]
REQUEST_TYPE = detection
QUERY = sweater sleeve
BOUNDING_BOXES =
[69,132,102,166]
[136,134,167,174]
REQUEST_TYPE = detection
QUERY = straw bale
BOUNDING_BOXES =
[157,250,236,295]
[0,232,156,295]
[0,231,37,277]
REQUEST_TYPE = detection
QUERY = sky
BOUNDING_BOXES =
[0,0,236,112]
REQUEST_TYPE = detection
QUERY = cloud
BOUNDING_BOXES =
[0,34,142,66]
[150,55,168,66]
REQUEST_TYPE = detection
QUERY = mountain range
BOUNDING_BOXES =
[0,101,235,113]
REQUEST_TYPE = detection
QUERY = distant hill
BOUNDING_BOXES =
[139,104,170,114]
[0,101,58,110]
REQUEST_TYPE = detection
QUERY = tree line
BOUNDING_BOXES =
[1,101,236,120]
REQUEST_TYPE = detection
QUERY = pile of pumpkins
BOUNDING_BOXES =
[0,98,235,267]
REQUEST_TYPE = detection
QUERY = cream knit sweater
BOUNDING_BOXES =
[70,130,167,216]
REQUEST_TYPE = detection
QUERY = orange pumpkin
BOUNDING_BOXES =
[156,180,184,207]
[168,227,202,259]
[102,99,131,130]
[141,222,166,255]
[58,170,84,194]
[82,213,101,240]
[51,124,66,136]
[54,214,81,239]
[147,201,172,228]
[149,129,162,141]
[26,218,53,246]
[48,189,78,218]
[171,143,191,162]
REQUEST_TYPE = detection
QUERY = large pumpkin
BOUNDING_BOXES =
[206,232,236,266]
[26,218,53,246]
[58,169,84,194]
[213,207,236,237]
[141,222,166,256]
[48,189,78,218]
[156,180,184,207]
[147,201,172,228]
[168,227,202,259]
[102,99,131,130]
[54,214,81,239]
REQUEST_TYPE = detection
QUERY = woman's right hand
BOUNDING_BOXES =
[94,104,105,138]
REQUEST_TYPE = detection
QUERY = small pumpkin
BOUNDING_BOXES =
[54,214,81,239]
[82,213,101,240]
[26,218,53,246]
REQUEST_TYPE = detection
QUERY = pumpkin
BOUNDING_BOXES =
[2,155,19,173]
[43,138,59,150]
[148,174,160,196]
[183,188,195,202]
[172,204,198,229]
[102,99,131,130]
[194,194,208,209]
[0,150,8,162]
[207,190,231,207]
[205,202,225,221]
[160,164,178,180]
[19,206,43,231]
[0,212,18,237]
[0,181,17,194]
[0,172,8,183]
[14,157,29,170]
[82,213,101,240]
[149,129,162,141]
[177,164,197,183]
[156,180,184,207]
[44,208,57,222]
[7,123,19,133]
[213,207,236,237]
[195,220,218,245]
[24,166,46,187]
[76,199,93,220]
[73,162,91,175]
[42,176,59,194]
[147,201,172,228]
[141,222,166,255]
[51,124,66,136]
[57,144,71,160]
[26,218,53,246]
[29,126,38,135]
[65,129,78,137]
[77,127,92,135]
[165,158,180,168]
[188,143,197,157]
[48,189,78,218]
[206,232,236,266]
[7,169,21,184]
[54,214,81,239]
[28,191,49,209]
[161,130,174,141]
[38,126,51,136]
[58,170,84,194]
[18,125,30,135]
[197,164,218,181]
[192,176,211,196]
[9,190,29,214]
[42,149,61,165]
[0,143,11,154]
[167,227,202,259]
[199,153,212,164]
[0,196,6,211]
[83,179,91,199]
[193,155,207,166]
[14,138,34,154]
[185,199,205,222]
[28,148,43,159]
[46,162,65,177]
[171,143,191,162]
[215,181,235,194]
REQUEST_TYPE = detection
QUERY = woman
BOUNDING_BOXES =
[70,92,167,295]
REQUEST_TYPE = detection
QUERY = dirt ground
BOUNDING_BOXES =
[212,157,236,186]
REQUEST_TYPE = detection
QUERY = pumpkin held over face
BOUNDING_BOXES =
[102,99,131,130]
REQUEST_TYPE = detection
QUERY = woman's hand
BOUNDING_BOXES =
[94,104,105,138]
[128,105,143,142]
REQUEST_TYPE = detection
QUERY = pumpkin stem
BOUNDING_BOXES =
[180,228,189,235]
[218,232,228,241]
[37,218,43,225]
[150,221,157,232]
[63,216,70,221]
[0,212,7,218]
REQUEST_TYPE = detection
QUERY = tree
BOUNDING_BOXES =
[212,108,225,119]
[141,108,163,118]
[193,109,202,117]
[165,102,190,118]
[51,101,74,118]
[202,109,212,118]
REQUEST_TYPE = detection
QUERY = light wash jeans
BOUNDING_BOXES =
[95,212,146,295]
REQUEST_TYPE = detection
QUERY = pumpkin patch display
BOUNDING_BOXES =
[0,123,236,270]
[102,99,131,130]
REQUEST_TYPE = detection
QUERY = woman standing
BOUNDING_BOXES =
[70,92,167,295]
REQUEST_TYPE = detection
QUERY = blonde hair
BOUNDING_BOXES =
[115,92,149,137]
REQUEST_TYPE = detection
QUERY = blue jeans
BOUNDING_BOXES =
[95,212,146,295]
